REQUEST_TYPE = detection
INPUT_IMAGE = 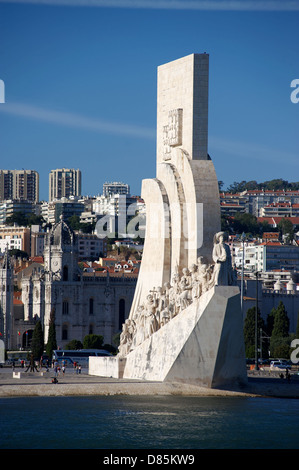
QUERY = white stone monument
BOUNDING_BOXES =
[90,53,247,389]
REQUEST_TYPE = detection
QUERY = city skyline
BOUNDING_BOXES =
[0,1,298,201]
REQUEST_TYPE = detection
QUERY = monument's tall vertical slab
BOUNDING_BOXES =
[129,54,220,316]
[156,53,209,167]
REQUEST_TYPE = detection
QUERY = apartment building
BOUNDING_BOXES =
[241,189,299,216]
[259,202,299,217]
[233,241,299,272]
[220,189,299,217]
[0,170,39,203]
[0,200,39,225]
[78,233,107,260]
[0,225,31,254]
[41,197,84,224]
[49,168,81,202]
[103,181,130,197]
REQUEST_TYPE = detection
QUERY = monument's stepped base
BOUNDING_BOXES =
[90,286,247,389]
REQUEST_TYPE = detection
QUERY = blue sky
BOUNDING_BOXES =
[0,0,298,201]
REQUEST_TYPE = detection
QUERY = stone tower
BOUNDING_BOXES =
[44,216,80,283]
[0,249,13,349]
[129,54,221,318]
[43,217,81,342]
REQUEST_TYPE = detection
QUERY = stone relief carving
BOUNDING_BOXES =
[118,232,236,357]
[163,108,183,161]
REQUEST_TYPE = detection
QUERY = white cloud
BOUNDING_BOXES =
[0,101,155,139]
[0,0,299,11]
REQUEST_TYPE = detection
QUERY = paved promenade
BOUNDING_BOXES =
[0,367,299,398]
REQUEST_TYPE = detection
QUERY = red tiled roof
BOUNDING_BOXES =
[13,291,23,305]
[29,256,44,263]
[259,241,282,246]
[258,216,299,225]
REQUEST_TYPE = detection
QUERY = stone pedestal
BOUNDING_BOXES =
[89,356,126,379]
[123,286,247,388]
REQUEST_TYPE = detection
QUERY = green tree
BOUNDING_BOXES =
[9,249,29,259]
[272,301,290,338]
[27,214,45,227]
[67,214,95,234]
[67,214,81,231]
[65,339,83,350]
[83,334,104,349]
[46,309,57,360]
[243,306,265,358]
[269,302,290,357]
[79,221,96,234]
[31,320,44,360]
[278,218,294,244]
[6,212,28,226]
[5,212,45,227]
[218,180,224,192]
[270,337,291,359]
[232,213,260,236]
[264,178,289,191]
[266,307,276,337]
[225,179,299,193]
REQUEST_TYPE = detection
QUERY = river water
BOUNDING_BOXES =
[1,395,299,449]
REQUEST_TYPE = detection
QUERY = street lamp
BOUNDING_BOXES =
[240,232,246,314]
[255,270,260,370]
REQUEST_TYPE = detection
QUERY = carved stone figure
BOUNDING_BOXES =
[155,286,166,328]
[132,305,146,348]
[118,319,130,357]
[144,294,158,339]
[169,273,180,318]
[178,268,192,311]
[160,308,170,326]
[189,264,200,300]
[197,256,211,294]
[211,232,235,286]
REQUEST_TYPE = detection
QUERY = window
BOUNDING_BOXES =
[62,300,69,315]
[89,298,94,315]
[63,265,68,281]
[62,324,68,340]
[118,298,125,330]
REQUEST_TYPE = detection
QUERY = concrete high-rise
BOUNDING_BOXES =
[49,168,81,202]
[0,170,39,203]
[103,182,130,197]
